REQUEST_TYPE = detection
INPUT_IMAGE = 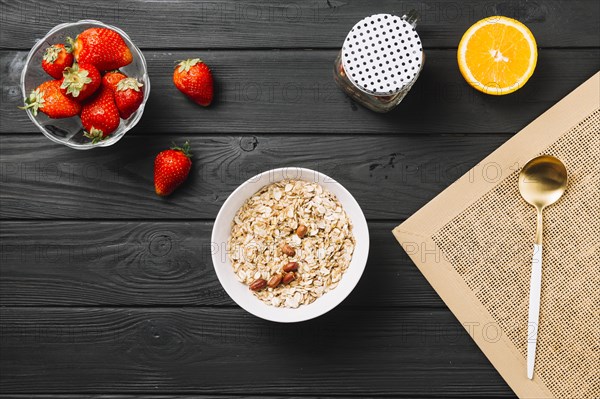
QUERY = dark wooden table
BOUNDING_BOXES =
[1,1,598,397]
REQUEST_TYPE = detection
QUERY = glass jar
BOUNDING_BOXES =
[333,12,424,113]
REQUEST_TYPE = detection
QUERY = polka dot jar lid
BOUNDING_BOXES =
[342,14,423,95]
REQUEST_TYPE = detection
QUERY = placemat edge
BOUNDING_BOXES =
[399,72,600,238]
[392,227,554,398]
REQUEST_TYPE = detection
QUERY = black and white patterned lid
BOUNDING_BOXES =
[341,13,423,95]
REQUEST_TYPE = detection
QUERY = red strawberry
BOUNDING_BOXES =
[68,28,133,71]
[80,86,121,143]
[173,58,213,106]
[102,70,127,91]
[154,142,193,196]
[60,62,101,102]
[42,44,73,79]
[114,77,144,119]
[19,80,81,118]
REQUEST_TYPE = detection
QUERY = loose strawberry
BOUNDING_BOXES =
[114,77,144,119]
[19,80,81,118]
[60,62,101,101]
[102,70,127,91]
[67,28,132,71]
[154,142,193,196]
[42,44,73,79]
[80,86,121,143]
[173,58,213,106]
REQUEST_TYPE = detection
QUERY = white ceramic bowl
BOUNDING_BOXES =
[212,167,370,323]
[20,20,150,150]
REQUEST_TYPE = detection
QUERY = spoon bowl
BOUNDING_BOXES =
[518,155,568,209]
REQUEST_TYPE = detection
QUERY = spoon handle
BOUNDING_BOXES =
[527,243,542,379]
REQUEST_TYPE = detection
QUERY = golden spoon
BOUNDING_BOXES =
[518,155,568,380]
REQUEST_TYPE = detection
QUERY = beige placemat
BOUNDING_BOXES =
[393,72,600,399]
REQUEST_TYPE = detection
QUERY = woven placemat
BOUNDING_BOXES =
[393,72,599,399]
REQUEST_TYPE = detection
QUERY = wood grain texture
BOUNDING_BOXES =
[0,397,387,399]
[3,49,599,134]
[0,134,510,220]
[0,397,313,399]
[0,396,326,399]
[0,397,391,399]
[2,1,597,396]
[0,307,515,397]
[0,396,314,399]
[0,221,443,308]
[1,0,598,49]
[0,397,301,399]
[0,397,371,399]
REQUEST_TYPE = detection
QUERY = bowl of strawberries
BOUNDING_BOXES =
[20,20,150,149]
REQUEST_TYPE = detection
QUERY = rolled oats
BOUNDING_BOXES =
[228,179,355,308]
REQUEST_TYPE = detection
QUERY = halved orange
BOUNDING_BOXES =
[457,16,538,95]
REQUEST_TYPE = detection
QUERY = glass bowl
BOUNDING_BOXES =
[20,20,150,150]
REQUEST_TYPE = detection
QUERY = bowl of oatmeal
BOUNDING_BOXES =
[211,167,369,323]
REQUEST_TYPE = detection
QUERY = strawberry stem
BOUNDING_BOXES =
[18,89,45,116]
[176,58,202,73]
[171,141,192,158]
[84,127,107,144]
[116,77,143,92]
[65,37,76,53]
[61,63,92,97]
[43,45,61,63]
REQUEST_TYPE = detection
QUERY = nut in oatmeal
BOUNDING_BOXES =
[282,272,295,284]
[283,261,299,272]
[249,279,267,291]
[281,244,296,257]
[267,274,283,288]
[296,224,308,238]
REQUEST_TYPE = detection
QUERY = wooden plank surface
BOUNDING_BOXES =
[1,397,309,399]
[0,397,348,399]
[0,396,376,399]
[0,307,514,397]
[2,0,598,397]
[3,49,599,134]
[1,0,598,49]
[0,393,339,399]
[0,221,443,308]
[0,397,314,399]
[0,396,331,399]
[0,134,510,220]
